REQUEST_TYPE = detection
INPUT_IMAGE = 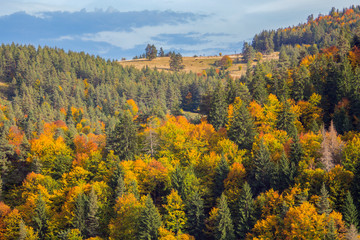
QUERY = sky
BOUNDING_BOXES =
[0,0,359,60]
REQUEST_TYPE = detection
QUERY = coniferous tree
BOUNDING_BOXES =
[73,192,87,235]
[249,64,268,104]
[19,220,27,240]
[343,191,358,228]
[86,187,99,238]
[128,179,140,200]
[317,183,332,216]
[186,191,205,239]
[214,156,230,198]
[145,44,157,61]
[277,100,297,138]
[208,81,227,130]
[172,164,185,198]
[278,151,295,191]
[33,193,48,238]
[107,111,138,160]
[138,195,162,240]
[290,130,303,167]
[236,182,255,239]
[216,194,235,240]
[227,98,256,150]
[251,140,273,195]
[115,173,126,199]
[346,225,359,240]
[326,218,338,240]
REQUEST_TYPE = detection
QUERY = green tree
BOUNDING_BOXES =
[317,183,332,216]
[278,151,295,191]
[86,187,99,238]
[236,182,255,239]
[33,193,48,239]
[343,191,358,228]
[115,173,126,199]
[169,52,184,71]
[171,164,185,198]
[186,191,205,239]
[290,130,303,167]
[277,100,297,138]
[107,111,138,160]
[73,192,87,235]
[251,140,273,195]
[208,81,227,130]
[145,44,157,61]
[227,98,255,150]
[163,189,187,235]
[138,195,162,240]
[249,64,268,104]
[216,194,235,240]
[214,156,230,198]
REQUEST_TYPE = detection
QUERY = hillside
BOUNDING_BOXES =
[119,52,279,78]
[1,5,360,240]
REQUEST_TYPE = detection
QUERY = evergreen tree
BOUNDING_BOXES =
[128,179,140,200]
[186,191,205,239]
[343,191,358,228]
[346,225,359,240]
[73,192,87,235]
[227,98,256,150]
[326,218,338,240]
[33,192,48,238]
[171,164,185,198]
[317,183,332,216]
[251,140,273,195]
[290,130,303,167]
[236,182,255,239]
[115,173,126,199]
[216,194,235,240]
[164,190,187,236]
[145,44,157,61]
[107,111,138,160]
[86,187,99,238]
[169,52,184,71]
[208,81,227,130]
[214,156,230,198]
[138,195,162,240]
[278,151,294,191]
[249,64,268,104]
[277,100,297,138]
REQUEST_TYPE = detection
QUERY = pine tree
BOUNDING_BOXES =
[216,194,235,240]
[249,64,268,104]
[128,179,140,200]
[107,111,138,160]
[343,191,358,228]
[73,192,87,235]
[138,195,162,240]
[326,218,338,240]
[208,81,227,130]
[290,130,303,167]
[172,164,185,198]
[115,173,126,199]
[251,140,273,195]
[86,187,99,238]
[227,98,256,150]
[317,183,332,216]
[236,182,255,239]
[277,100,297,138]
[214,156,230,198]
[186,191,205,239]
[33,192,48,238]
[278,151,294,191]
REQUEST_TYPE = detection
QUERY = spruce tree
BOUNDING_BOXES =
[346,225,359,240]
[326,218,338,240]
[115,173,126,199]
[290,130,303,167]
[33,192,48,239]
[236,182,255,239]
[278,151,294,191]
[186,191,205,239]
[208,81,227,130]
[86,187,99,238]
[214,156,230,198]
[277,100,297,138]
[343,191,358,228]
[251,140,273,195]
[128,179,140,200]
[107,111,138,160]
[171,164,185,198]
[138,195,162,240]
[317,183,332,216]
[19,220,27,240]
[227,99,255,150]
[216,194,235,240]
[249,64,268,104]
[73,192,87,235]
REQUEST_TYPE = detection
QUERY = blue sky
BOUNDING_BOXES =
[0,0,358,60]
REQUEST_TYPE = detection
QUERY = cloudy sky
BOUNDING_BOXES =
[0,0,358,59]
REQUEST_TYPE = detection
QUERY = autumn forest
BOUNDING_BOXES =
[2,5,360,240]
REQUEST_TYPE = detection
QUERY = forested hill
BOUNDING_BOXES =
[252,5,360,54]
[2,5,360,240]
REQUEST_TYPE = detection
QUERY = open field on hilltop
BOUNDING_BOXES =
[118,52,279,78]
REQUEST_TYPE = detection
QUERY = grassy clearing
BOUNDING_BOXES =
[118,52,279,78]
